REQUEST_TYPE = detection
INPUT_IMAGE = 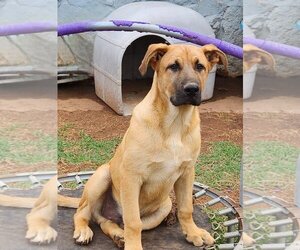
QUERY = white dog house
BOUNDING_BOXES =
[94,1,216,115]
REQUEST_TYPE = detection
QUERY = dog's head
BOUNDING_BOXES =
[243,44,275,72]
[139,43,228,106]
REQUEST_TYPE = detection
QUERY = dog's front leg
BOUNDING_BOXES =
[174,167,215,247]
[26,176,57,244]
[120,174,143,250]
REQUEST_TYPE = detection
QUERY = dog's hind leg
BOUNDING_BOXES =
[141,197,172,230]
[96,185,125,248]
[73,164,111,244]
[100,220,125,248]
[95,196,172,249]
[99,197,172,248]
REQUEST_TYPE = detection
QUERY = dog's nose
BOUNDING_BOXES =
[183,84,199,95]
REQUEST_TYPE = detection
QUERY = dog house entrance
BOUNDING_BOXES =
[122,36,168,114]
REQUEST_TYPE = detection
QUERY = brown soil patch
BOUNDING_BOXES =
[244,112,300,148]
[58,110,242,152]
[58,78,243,151]
[58,76,242,113]
[1,162,55,176]
[58,109,130,141]
[0,110,57,138]
[0,80,56,112]
[201,112,242,151]
[244,75,300,114]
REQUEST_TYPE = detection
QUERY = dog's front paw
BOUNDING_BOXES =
[26,225,57,244]
[185,228,215,247]
[73,226,94,244]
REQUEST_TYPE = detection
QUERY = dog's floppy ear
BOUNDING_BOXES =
[201,44,228,73]
[139,43,169,76]
[243,44,275,72]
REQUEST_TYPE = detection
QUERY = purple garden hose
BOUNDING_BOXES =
[3,21,239,59]
[244,36,300,60]
[0,22,56,36]
[1,20,300,60]
[57,20,243,59]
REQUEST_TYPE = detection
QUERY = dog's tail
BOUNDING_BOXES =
[0,194,37,208]
[0,194,80,209]
[58,194,80,208]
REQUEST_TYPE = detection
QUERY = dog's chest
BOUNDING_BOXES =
[140,137,195,208]
[146,135,196,182]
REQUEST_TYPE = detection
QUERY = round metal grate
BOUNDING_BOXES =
[58,172,243,249]
[9,172,300,249]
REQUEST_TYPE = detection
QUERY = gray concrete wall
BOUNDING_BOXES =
[58,0,243,75]
[244,0,300,77]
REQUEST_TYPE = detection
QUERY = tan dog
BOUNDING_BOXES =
[73,43,228,250]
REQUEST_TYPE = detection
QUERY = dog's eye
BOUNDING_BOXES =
[196,63,205,71]
[168,63,180,72]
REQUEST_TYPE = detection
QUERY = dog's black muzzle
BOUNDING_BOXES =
[170,83,202,106]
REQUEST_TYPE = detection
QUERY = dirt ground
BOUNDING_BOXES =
[244,112,300,148]
[244,75,300,114]
[58,76,243,150]
[244,75,300,148]
[0,81,57,175]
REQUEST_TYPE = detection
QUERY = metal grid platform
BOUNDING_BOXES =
[1,171,243,249]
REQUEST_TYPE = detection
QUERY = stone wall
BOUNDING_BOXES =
[244,0,300,77]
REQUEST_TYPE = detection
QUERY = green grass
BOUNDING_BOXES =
[195,141,242,191]
[244,141,299,189]
[58,132,121,166]
[58,123,74,138]
[62,180,88,189]
[0,127,57,165]
[58,133,242,193]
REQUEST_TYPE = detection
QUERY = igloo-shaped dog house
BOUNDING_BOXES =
[94,1,216,115]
